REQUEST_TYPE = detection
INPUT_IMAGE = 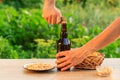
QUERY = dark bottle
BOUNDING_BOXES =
[57,20,71,71]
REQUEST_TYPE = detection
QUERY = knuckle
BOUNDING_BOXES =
[67,60,71,64]
[52,13,56,16]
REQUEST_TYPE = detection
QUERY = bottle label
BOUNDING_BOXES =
[63,38,70,45]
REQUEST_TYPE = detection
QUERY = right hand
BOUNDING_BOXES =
[42,6,62,24]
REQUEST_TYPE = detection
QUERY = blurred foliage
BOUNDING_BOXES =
[34,39,56,58]
[2,0,43,9]
[0,36,19,58]
[0,0,120,58]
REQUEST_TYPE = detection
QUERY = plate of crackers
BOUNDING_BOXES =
[23,63,55,72]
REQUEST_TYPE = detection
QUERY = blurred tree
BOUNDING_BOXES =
[2,0,43,9]
[105,0,118,7]
[63,0,73,5]
[63,0,87,8]
[80,0,87,8]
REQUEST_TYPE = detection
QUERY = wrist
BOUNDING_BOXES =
[44,0,55,8]
[80,44,98,56]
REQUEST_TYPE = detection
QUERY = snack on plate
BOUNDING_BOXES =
[24,63,54,71]
[75,52,104,69]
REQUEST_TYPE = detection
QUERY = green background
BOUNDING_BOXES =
[0,0,120,58]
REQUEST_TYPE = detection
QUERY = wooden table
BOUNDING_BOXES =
[0,58,120,80]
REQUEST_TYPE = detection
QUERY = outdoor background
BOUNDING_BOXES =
[0,0,120,59]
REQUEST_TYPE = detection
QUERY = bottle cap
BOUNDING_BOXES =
[60,17,67,32]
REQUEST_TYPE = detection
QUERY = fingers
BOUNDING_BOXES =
[51,15,57,24]
[48,15,52,24]
[56,56,68,64]
[56,61,72,71]
[56,51,68,59]
[57,60,70,68]
[43,13,61,24]
[61,64,72,71]
[56,16,62,24]
[57,61,72,71]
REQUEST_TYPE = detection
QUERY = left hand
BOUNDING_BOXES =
[56,48,89,71]
[42,6,62,24]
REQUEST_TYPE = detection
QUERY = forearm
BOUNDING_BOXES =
[44,0,55,7]
[83,17,120,53]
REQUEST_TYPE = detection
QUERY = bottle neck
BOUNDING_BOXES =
[60,31,68,38]
[61,23,67,32]
[60,22,68,38]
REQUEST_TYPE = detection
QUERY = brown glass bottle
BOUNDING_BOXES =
[57,21,71,71]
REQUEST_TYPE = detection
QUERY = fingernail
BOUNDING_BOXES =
[55,61,58,64]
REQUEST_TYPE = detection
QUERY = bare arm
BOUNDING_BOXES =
[44,0,55,7]
[83,17,120,52]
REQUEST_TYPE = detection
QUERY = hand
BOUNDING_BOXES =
[56,48,90,71]
[42,6,62,24]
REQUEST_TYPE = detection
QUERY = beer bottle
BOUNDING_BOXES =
[57,18,71,71]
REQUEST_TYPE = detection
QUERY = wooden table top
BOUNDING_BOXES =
[0,58,120,80]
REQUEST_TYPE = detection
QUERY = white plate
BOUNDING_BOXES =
[23,63,55,72]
